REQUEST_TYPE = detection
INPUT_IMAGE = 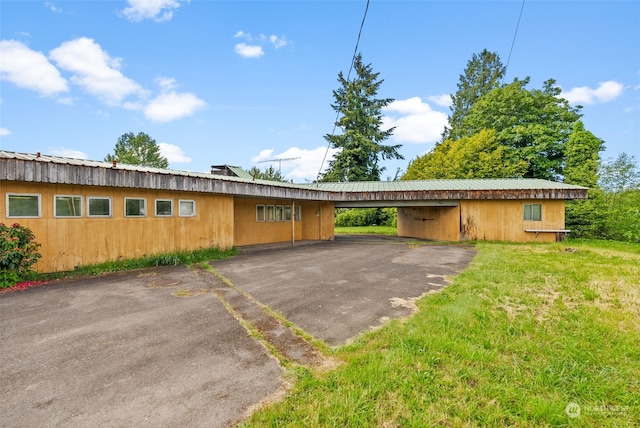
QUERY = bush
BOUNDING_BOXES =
[334,208,397,227]
[0,223,42,288]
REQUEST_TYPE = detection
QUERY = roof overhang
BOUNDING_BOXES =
[0,151,589,202]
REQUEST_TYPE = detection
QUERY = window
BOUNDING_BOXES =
[125,198,146,217]
[284,205,292,221]
[155,199,173,217]
[294,205,301,221]
[6,193,41,218]
[524,204,542,221]
[275,205,284,221]
[54,195,82,218]
[88,197,112,217]
[266,205,275,222]
[179,200,196,217]
[256,205,265,222]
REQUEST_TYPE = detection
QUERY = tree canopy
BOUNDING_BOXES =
[403,129,527,180]
[246,166,287,182]
[105,132,168,168]
[320,53,402,182]
[443,49,505,141]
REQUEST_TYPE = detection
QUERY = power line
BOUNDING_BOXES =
[504,0,526,79]
[316,0,370,183]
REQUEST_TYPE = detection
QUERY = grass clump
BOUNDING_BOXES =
[41,246,237,281]
[242,240,640,427]
[335,225,397,236]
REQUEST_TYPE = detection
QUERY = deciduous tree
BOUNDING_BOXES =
[105,132,169,168]
[403,129,527,180]
[459,78,581,180]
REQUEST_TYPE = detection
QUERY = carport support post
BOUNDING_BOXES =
[291,200,295,247]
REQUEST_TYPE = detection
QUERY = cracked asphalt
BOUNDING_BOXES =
[0,235,476,427]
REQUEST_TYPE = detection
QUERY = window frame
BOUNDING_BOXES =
[54,195,83,218]
[124,197,147,217]
[266,205,275,222]
[155,199,174,217]
[256,204,266,222]
[178,199,196,217]
[275,205,284,222]
[6,193,41,218]
[523,203,542,221]
[87,196,112,218]
[284,205,292,221]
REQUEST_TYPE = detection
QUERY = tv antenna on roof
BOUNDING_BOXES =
[257,157,300,174]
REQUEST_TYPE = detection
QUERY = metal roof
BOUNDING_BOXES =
[1,151,588,201]
[303,179,587,192]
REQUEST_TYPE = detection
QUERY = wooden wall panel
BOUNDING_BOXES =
[460,200,566,242]
[1,181,234,272]
[233,198,334,246]
[397,206,461,241]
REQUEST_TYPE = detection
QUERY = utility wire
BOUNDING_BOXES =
[316,0,370,183]
[504,0,526,79]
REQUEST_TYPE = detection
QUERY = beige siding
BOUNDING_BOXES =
[397,206,461,241]
[1,181,234,272]
[461,200,566,242]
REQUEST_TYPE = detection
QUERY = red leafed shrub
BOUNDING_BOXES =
[0,223,42,288]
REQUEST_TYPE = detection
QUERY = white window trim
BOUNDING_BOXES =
[155,199,174,217]
[124,197,147,217]
[54,194,83,218]
[178,199,196,217]
[275,205,284,222]
[87,196,112,218]
[256,204,266,222]
[266,205,275,222]
[6,193,41,218]
[294,205,301,221]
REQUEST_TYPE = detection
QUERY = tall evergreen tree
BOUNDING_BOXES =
[105,132,168,168]
[321,53,402,182]
[443,49,505,141]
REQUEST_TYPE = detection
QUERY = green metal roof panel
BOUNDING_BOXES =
[304,179,587,192]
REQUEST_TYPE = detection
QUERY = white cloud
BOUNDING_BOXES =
[252,146,341,182]
[144,91,206,122]
[158,142,191,163]
[382,97,448,144]
[233,31,288,58]
[269,35,288,48]
[562,80,624,105]
[427,94,451,108]
[155,76,177,91]
[235,43,264,59]
[50,37,146,106]
[48,147,89,159]
[0,127,11,137]
[0,40,68,97]
[45,2,62,13]
[121,0,183,22]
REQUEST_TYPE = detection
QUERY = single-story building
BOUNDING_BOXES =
[1,151,588,273]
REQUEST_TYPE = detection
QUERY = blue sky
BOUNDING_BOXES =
[1,0,638,182]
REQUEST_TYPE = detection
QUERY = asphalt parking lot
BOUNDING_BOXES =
[0,235,476,427]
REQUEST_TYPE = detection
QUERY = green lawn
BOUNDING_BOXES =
[243,240,640,427]
[335,225,398,235]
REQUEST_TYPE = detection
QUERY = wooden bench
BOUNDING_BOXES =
[525,229,571,241]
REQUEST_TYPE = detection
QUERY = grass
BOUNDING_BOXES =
[242,239,640,427]
[335,225,398,236]
[38,246,237,282]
